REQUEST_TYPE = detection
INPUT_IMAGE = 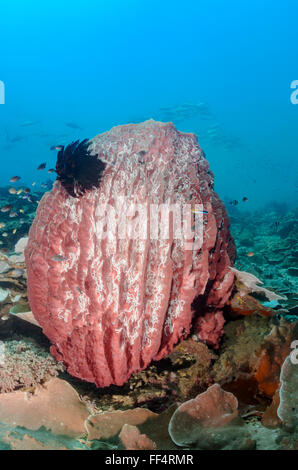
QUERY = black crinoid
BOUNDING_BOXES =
[56,139,106,197]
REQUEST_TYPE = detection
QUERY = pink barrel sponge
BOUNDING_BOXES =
[25,120,236,387]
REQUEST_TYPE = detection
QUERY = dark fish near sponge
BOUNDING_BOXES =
[50,145,64,151]
[10,176,21,182]
[1,204,13,212]
[65,122,82,130]
[37,163,46,170]
[230,200,238,206]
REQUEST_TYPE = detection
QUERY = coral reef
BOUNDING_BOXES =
[0,133,297,450]
[230,207,298,310]
[25,120,235,387]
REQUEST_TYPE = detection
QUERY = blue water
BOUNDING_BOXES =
[0,0,297,210]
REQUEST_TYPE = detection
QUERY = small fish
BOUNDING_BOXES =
[12,228,17,234]
[272,221,280,231]
[247,252,255,257]
[10,268,25,278]
[242,197,248,202]
[10,136,25,143]
[37,163,46,170]
[9,211,18,218]
[50,145,64,151]
[24,188,31,194]
[22,194,33,202]
[32,181,36,186]
[1,204,13,213]
[9,187,17,194]
[20,120,38,127]
[0,223,5,228]
[230,200,238,206]
[2,232,8,237]
[19,209,24,213]
[10,176,21,183]
[65,122,82,129]
[52,255,67,262]
[192,209,208,214]
[16,189,23,195]
[48,168,56,173]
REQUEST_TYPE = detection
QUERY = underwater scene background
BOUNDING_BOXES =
[0,0,297,452]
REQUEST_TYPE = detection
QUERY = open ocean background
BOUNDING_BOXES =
[0,0,297,210]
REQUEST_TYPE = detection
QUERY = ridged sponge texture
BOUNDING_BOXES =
[25,120,235,387]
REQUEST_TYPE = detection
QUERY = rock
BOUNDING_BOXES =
[0,287,9,303]
[168,338,215,399]
[25,120,235,387]
[8,254,25,264]
[211,315,298,400]
[211,315,271,387]
[0,261,10,274]
[229,291,274,317]
[0,378,89,437]
[86,408,158,440]
[194,311,225,348]
[9,308,41,327]
[254,320,298,397]
[14,236,28,254]
[168,384,238,446]
[119,424,156,450]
